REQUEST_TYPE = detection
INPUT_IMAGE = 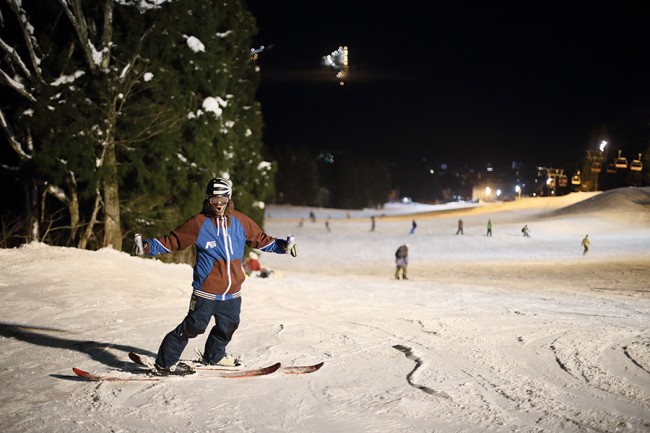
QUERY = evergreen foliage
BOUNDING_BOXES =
[0,0,273,250]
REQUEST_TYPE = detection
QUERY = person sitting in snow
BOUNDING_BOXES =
[243,251,273,278]
[133,177,296,375]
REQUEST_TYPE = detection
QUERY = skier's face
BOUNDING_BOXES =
[209,195,229,215]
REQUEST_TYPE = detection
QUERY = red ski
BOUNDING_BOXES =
[190,362,323,374]
[282,362,324,374]
[193,361,324,375]
[176,349,322,374]
[207,362,281,378]
[128,351,322,376]
[72,362,281,381]
[72,367,161,382]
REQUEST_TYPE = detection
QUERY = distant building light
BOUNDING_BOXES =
[318,152,335,163]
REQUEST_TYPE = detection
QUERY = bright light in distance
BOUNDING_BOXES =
[496,189,502,197]
[319,152,334,163]
[515,185,521,193]
[599,140,608,152]
[485,186,491,196]
[546,178,553,185]
[429,169,435,174]
[322,46,349,85]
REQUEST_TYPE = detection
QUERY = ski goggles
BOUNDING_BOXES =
[209,195,230,206]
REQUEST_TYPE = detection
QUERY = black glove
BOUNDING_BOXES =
[278,235,297,257]
[287,235,297,257]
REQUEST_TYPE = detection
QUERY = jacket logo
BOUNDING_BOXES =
[205,241,217,249]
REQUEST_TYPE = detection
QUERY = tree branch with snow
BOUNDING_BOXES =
[3,0,44,81]
[0,107,32,160]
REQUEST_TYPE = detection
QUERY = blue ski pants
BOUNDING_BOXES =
[156,295,241,368]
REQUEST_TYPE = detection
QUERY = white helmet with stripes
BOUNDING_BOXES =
[206,177,232,197]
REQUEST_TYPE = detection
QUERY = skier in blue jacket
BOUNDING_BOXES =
[134,177,296,375]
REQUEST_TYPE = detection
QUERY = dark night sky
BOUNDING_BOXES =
[247,2,650,173]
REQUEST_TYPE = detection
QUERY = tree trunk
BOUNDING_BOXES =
[102,109,122,250]
[78,188,101,249]
[24,179,39,242]
[67,180,80,245]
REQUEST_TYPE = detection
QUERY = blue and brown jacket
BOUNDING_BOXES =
[144,200,287,301]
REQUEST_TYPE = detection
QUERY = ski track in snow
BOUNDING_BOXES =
[1,188,650,432]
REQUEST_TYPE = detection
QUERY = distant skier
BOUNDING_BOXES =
[581,234,590,255]
[370,216,376,232]
[395,244,409,280]
[486,219,492,237]
[522,225,530,237]
[325,220,331,232]
[410,220,417,234]
[243,251,273,278]
[456,219,464,235]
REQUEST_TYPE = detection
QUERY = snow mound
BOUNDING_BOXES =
[552,187,650,219]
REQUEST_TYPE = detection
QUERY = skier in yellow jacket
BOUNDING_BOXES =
[581,234,590,255]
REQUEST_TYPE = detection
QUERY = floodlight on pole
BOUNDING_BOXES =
[599,140,608,152]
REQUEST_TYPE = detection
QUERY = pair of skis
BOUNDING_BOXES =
[72,352,323,382]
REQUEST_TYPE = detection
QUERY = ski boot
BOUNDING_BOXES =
[153,362,196,376]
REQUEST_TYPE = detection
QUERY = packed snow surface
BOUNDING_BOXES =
[1,187,649,432]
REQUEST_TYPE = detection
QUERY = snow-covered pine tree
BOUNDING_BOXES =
[0,0,273,250]
[117,0,274,239]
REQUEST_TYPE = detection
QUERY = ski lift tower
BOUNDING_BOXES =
[537,167,564,195]
[546,167,565,195]
[585,140,608,191]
